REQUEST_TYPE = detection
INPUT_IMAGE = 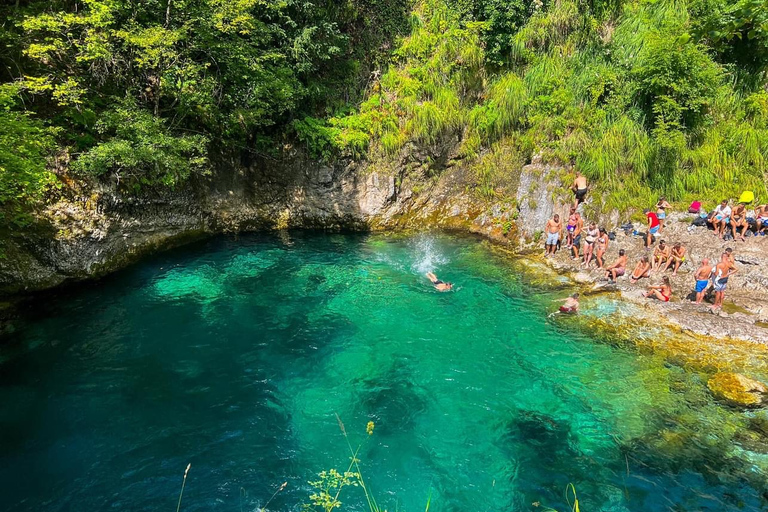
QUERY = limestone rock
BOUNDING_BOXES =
[707,372,768,407]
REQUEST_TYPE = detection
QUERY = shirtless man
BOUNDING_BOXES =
[571,212,584,260]
[730,202,748,241]
[544,214,562,256]
[572,172,588,206]
[630,256,651,283]
[693,258,713,304]
[426,272,453,292]
[604,249,627,283]
[711,252,738,309]
[757,204,768,235]
[651,240,671,272]
[663,243,686,276]
[708,200,731,240]
[558,293,580,314]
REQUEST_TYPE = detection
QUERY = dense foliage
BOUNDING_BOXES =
[0,0,767,225]
[297,0,768,212]
[0,0,408,218]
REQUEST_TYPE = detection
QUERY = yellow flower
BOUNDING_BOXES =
[366,421,375,436]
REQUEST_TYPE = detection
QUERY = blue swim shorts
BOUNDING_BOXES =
[695,280,708,293]
[649,226,659,235]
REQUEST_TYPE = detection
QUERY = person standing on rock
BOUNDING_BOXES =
[582,222,599,266]
[595,228,609,268]
[544,214,562,256]
[656,197,671,234]
[566,207,579,248]
[644,209,660,247]
[572,172,588,206]
[694,258,713,304]
[604,249,627,282]
[571,212,584,260]
[711,252,738,310]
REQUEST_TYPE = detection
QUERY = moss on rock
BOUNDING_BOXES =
[707,373,768,408]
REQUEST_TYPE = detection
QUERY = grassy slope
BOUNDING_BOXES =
[294,0,768,218]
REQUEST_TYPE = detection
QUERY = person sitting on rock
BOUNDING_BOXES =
[558,293,580,313]
[708,200,731,240]
[651,240,671,272]
[565,207,579,248]
[757,204,768,235]
[426,272,453,292]
[630,256,651,283]
[693,258,713,304]
[643,276,672,302]
[604,249,627,283]
[730,202,748,241]
[662,243,686,276]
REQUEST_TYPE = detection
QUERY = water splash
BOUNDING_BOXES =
[410,234,449,275]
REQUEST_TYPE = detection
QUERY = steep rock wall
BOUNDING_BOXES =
[0,151,516,295]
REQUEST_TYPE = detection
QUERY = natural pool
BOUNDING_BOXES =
[1,232,766,512]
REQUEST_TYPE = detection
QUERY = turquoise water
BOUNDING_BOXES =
[0,232,765,511]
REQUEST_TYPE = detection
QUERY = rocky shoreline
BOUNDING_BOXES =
[535,211,768,344]
[2,150,766,350]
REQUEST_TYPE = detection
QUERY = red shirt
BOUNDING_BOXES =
[647,212,659,229]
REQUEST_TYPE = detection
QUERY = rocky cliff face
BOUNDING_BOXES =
[0,149,522,295]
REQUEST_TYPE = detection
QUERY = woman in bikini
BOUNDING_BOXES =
[595,228,609,269]
[566,208,579,248]
[643,276,672,302]
[558,293,580,314]
[656,197,671,234]
[630,256,651,283]
[582,222,599,267]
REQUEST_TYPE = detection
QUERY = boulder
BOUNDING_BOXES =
[707,372,768,407]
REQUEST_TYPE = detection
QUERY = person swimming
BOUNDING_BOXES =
[426,272,454,292]
[558,293,580,313]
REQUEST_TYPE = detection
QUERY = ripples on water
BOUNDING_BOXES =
[0,232,766,512]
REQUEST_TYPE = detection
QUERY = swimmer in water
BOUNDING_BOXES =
[426,272,453,292]
[558,293,580,314]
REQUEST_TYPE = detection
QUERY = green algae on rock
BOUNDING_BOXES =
[708,373,768,408]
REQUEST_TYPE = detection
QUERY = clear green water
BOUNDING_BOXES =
[0,233,765,511]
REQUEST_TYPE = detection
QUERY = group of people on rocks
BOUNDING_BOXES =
[548,173,748,312]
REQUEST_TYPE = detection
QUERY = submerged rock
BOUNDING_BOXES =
[707,373,768,407]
